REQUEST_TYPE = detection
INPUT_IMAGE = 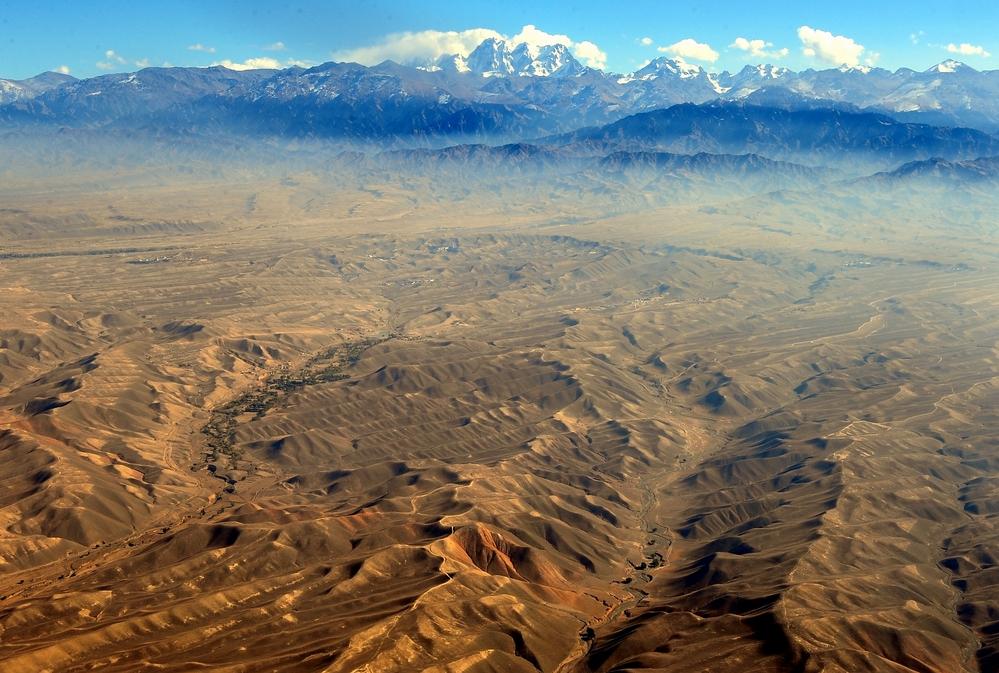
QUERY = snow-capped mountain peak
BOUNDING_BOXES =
[0,70,77,104]
[433,53,471,74]
[464,37,514,76]
[515,43,581,76]
[927,60,973,74]
[451,37,583,77]
[5,38,999,140]
[725,64,790,88]
[632,57,705,81]
[755,64,789,79]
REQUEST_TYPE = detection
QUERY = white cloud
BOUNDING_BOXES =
[797,26,865,66]
[215,57,280,71]
[910,31,925,45]
[658,38,719,63]
[264,41,286,51]
[865,51,881,66]
[187,43,216,54]
[947,42,991,58]
[56,65,70,74]
[332,24,607,70]
[510,24,570,48]
[96,49,127,70]
[640,37,653,46]
[730,37,789,60]
[135,58,151,68]
[508,25,606,68]
[573,40,607,69]
[332,28,503,64]
[213,56,311,71]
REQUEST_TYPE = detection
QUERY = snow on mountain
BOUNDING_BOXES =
[512,43,585,77]
[616,57,730,100]
[873,60,999,128]
[705,73,728,94]
[433,54,471,74]
[0,71,76,104]
[928,60,973,74]
[0,79,23,103]
[633,57,705,81]
[721,64,790,96]
[452,37,585,77]
[464,38,513,76]
[4,38,999,139]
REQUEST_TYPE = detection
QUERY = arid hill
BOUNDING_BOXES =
[0,168,996,672]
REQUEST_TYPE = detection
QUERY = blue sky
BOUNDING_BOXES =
[1,0,997,79]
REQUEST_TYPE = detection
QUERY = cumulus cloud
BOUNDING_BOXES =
[572,40,607,69]
[508,25,606,68]
[264,41,286,51]
[213,56,311,71]
[332,28,503,64]
[797,26,865,66]
[332,24,607,69]
[640,37,653,46]
[947,42,991,58]
[510,25,570,48]
[730,37,789,60]
[658,38,719,63]
[96,49,127,70]
[56,65,71,74]
[188,43,216,53]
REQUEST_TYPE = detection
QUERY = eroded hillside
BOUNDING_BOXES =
[0,174,996,672]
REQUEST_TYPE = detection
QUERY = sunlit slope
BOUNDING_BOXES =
[0,172,995,672]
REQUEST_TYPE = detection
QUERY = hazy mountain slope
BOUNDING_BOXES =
[874,155,999,182]
[545,103,999,166]
[4,42,999,139]
[0,71,76,104]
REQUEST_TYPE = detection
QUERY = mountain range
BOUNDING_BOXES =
[4,36,999,143]
[872,155,999,184]
[432,38,588,78]
[0,71,76,104]
[546,104,999,166]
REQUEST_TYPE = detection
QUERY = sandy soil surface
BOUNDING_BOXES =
[0,173,996,672]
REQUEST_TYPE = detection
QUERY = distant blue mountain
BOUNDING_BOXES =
[872,156,999,183]
[0,70,76,104]
[545,103,999,165]
[3,41,999,150]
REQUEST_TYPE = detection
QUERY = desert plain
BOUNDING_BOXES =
[0,167,997,673]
